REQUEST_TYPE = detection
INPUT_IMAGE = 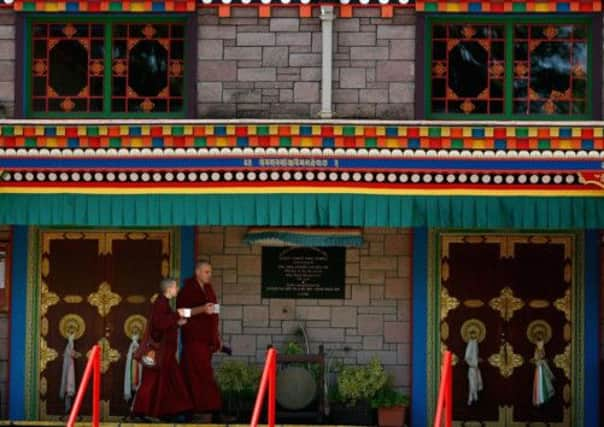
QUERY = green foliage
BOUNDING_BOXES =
[370,384,410,409]
[336,357,388,406]
[283,341,304,355]
[216,360,261,395]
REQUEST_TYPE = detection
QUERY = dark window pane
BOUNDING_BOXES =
[492,41,504,61]
[432,78,446,98]
[169,77,184,97]
[490,79,503,98]
[33,77,46,96]
[113,24,127,38]
[170,40,184,61]
[514,101,528,114]
[448,41,488,98]
[112,77,126,96]
[491,101,503,113]
[433,24,446,39]
[171,24,185,38]
[32,24,47,37]
[129,39,168,97]
[91,40,104,59]
[514,42,528,60]
[32,98,46,111]
[90,98,103,112]
[90,77,103,96]
[33,40,47,59]
[112,98,126,112]
[433,41,446,60]
[49,39,88,96]
[169,99,183,112]
[432,100,446,113]
[515,25,529,39]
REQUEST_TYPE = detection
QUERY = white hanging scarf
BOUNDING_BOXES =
[464,338,483,405]
[532,340,555,406]
[59,334,76,413]
[124,333,143,402]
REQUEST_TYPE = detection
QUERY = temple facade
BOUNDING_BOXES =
[0,0,602,426]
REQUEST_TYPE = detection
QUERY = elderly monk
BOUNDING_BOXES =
[133,278,192,421]
[176,261,222,418]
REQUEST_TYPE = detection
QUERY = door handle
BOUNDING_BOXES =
[105,323,112,338]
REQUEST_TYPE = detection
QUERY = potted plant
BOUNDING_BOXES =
[371,381,410,427]
[330,357,388,425]
[216,359,261,422]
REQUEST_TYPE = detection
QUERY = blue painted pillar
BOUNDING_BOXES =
[584,230,600,427]
[8,226,27,420]
[411,227,428,427]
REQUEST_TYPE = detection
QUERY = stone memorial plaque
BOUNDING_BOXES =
[261,246,345,299]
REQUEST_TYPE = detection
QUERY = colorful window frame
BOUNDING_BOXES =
[424,15,596,120]
[22,15,193,118]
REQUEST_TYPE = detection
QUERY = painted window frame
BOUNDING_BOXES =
[424,15,597,121]
[20,14,195,119]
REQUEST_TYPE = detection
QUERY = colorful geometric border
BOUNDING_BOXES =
[2,123,604,152]
[14,0,197,12]
[416,0,601,12]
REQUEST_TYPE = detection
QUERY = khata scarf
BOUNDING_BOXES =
[59,334,76,413]
[464,338,483,405]
[532,340,555,406]
[124,333,143,402]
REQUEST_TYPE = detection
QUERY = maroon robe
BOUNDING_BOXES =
[133,294,192,418]
[176,277,222,413]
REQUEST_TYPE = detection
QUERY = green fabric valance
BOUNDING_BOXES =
[2,193,604,229]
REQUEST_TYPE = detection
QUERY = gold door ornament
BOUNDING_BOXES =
[460,318,487,343]
[40,282,60,316]
[59,314,86,340]
[489,286,524,322]
[554,289,571,322]
[87,282,121,317]
[124,314,147,338]
[440,287,460,320]
[488,342,524,378]
[89,337,121,374]
[554,344,571,380]
[39,337,58,373]
[526,320,552,345]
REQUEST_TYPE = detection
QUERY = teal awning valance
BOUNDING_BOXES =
[2,193,604,229]
[243,227,364,247]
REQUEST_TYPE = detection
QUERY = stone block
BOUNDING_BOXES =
[232,334,257,355]
[276,32,311,46]
[223,294,262,305]
[200,26,236,40]
[307,327,345,343]
[198,39,223,60]
[225,46,262,60]
[237,32,276,46]
[231,7,259,17]
[197,103,236,118]
[198,230,224,254]
[197,82,222,103]
[223,320,242,334]
[370,285,384,300]
[398,255,411,278]
[331,307,357,328]
[397,343,410,364]
[377,25,415,40]
[0,339,7,359]
[359,89,388,103]
[352,8,381,18]
[358,314,382,335]
[357,350,397,365]
[384,321,407,343]
[350,47,389,61]
[389,40,415,60]
[270,19,300,32]
[198,61,237,81]
[238,68,276,81]
[289,53,321,67]
[346,262,360,277]
[361,255,397,271]
[237,255,260,275]
[243,305,269,326]
[279,89,293,103]
[348,284,370,305]
[269,299,296,320]
[338,32,376,47]
[359,269,385,285]
[210,254,237,269]
[332,89,358,103]
[0,80,12,101]
[363,336,384,350]
[376,103,413,120]
[384,277,409,299]
[294,82,320,103]
[295,305,330,320]
[339,68,366,89]
[389,82,414,103]
[311,33,322,53]
[225,227,246,247]
[0,319,7,339]
[376,61,414,82]
[335,19,360,32]
[262,46,289,67]
[301,67,321,81]
[384,233,410,255]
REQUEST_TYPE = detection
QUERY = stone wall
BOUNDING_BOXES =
[197,227,412,392]
[196,8,415,119]
[0,11,14,118]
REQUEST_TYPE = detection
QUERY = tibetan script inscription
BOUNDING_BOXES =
[261,246,345,299]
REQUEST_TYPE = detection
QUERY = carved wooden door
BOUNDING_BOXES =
[40,232,106,418]
[39,230,171,420]
[440,234,573,427]
[104,232,170,417]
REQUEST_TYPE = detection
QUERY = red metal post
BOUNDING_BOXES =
[268,351,276,427]
[433,351,452,427]
[92,346,101,427]
[445,354,452,427]
[67,345,100,427]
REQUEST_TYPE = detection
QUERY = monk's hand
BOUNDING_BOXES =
[177,318,187,326]
[204,303,214,314]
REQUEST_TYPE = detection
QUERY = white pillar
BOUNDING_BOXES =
[319,6,335,119]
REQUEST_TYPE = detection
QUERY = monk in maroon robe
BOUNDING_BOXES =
[133,278,192,420]
[176,261,223,415]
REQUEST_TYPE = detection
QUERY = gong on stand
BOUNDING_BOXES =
[271,345,325,424]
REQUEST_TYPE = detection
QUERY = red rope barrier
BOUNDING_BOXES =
[250,348,277,427]
[67,344,101,427]
[433,351,453,427]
